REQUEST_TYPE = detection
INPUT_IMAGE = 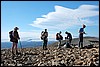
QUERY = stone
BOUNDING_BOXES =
[38,62,42,66]
[61,60,65,64]
[96,60,99,64]
[58,54,63,58]
[8,64,15,66]
[52,60,59,66]
[2,51,6,55]
[80,57,84,60]
[46,54,50,57]
[17,64,22,66]
[76,61,83,65]
[1,43,99,66]
[94,53,99,57]
[90,62,96,66]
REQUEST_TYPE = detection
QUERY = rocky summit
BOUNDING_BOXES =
[1,44,99,66]
[1,37,99,66]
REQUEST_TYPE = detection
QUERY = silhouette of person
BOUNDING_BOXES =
[79,24,86,48]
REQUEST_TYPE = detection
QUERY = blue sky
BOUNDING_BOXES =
[1,1,99,42]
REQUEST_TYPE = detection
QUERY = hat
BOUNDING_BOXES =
[14,27,19,30]
[83,24,86,28]
[65,31,68,34]
[59,31,62,33]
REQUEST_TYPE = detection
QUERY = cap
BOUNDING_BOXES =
[65,31,68,34]
[14,27,19,30]
[83,24,86,28]
[59,31,62,33]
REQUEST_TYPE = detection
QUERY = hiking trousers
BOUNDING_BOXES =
[43,40,48,49]
[58,39,61,48]
[79,34,83,48]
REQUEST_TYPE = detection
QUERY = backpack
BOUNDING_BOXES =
[56,33,59,40]
[41,35,44,40]
[41,31,45,40]
[60,35,63,40]
[56,33,63,40]
[9,31,14,42]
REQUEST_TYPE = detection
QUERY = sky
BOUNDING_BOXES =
[1,1,99,42]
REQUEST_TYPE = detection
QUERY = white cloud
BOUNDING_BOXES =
[19,31,59,41]
[1,5,99,42]
[1,32,10,42]
[30,5,99,31]
[1,31,41,42]
[1,30,57,42]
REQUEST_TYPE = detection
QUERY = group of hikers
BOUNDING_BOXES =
[9,24,86,55]
[55,31,72,48]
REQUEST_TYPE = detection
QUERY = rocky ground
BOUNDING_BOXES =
[1,44,99,66]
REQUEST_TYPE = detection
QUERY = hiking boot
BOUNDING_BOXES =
[45,48,48,50]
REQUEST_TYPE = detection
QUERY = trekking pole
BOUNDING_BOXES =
[18,39,23,54]
[19,39,22,49]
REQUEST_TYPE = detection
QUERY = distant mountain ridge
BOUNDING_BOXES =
[49,36,99,47]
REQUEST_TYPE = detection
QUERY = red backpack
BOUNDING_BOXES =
[56,33,59,40]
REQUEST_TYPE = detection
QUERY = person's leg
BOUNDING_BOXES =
[69,39,71,45]
[59,40,61,48]
[69,39,72,48]
[79,35,80,48]
[80,42,83,48]
[79,34,82,48]
[43,40,45,49]
[12,42,15,55]
[79,41,80,48]
[65,39,67,48]
[80,34,83,48]
[44,40,46,49]
[15,42,18,54]
[45,40,47,49]
[57,40,60,48]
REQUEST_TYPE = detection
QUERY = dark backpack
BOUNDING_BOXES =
[60,35,63,40]
[56,33,59,40]
[41,31,45,40]
[56,33,63,40]
[41,36,44,40]
[9,31,14,42]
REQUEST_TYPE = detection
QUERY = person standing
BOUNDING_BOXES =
[9,27,20,55]
[79,24,86,48]
[41,29,48,50]
[57,31,63,48]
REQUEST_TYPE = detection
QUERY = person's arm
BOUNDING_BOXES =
[17,32,20,39]
[66,35,68,39]
[83,31,86,34]
[83,28,86,34]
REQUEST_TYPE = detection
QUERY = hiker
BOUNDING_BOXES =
[79,24,86,48]
[56,31,63,48]
[9,27,20,55]
[65,31,72,46]
[41,29,48,50]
